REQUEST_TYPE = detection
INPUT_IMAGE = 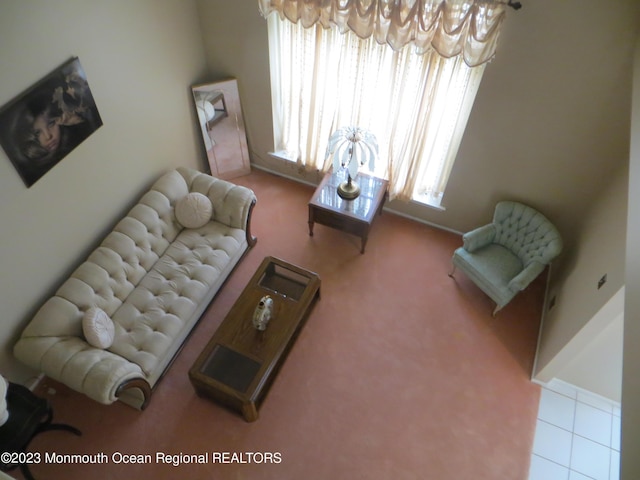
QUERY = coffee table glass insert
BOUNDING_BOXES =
[199,345,261,393]
[258,262,311,301]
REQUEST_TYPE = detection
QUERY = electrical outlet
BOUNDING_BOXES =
[598,274,607,290]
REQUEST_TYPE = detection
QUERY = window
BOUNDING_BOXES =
[267,14,485,207]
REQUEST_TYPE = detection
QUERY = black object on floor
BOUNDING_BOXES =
[0,382,81,480]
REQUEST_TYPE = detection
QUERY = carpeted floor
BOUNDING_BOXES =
[18,168,543,480]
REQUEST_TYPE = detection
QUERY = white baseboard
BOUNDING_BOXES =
[251,162,463,236]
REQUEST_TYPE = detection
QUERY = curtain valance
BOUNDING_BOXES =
[258,0,506,67]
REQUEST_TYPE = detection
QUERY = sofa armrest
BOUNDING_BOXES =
[211,183,256,231]
[14,336,146,405]
[116,378,152,410]
[244,198,257,246]
[462,224,496,253]
[508,261,545,292]
[177,167,257,242]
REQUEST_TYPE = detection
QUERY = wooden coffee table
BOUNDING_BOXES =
[308,169,388,253]
[188,256,321,422]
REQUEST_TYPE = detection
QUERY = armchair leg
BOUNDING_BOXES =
[492,304,501,317]
[448,265,456,278]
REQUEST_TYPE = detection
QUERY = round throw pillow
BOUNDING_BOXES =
[82,307,115,349]
[175,192,213,229]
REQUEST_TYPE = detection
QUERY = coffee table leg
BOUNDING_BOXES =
[242,402,259,422]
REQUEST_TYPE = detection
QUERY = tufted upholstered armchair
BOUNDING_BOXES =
[449,201,562,315]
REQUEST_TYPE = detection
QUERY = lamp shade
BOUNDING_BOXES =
[326,126,378,178]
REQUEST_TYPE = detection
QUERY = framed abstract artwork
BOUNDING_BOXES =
[0,57,103,187]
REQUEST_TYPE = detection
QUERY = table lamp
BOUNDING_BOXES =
[326,126,378,199]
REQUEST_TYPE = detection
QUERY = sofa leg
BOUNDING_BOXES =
[492,304,501,317]
[448,265,456,278]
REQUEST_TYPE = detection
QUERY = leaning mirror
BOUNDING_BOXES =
[191,78,250,179]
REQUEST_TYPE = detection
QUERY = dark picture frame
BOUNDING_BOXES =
[0,57,102,187]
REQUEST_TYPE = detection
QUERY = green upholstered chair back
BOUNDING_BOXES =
[493,201,563,267]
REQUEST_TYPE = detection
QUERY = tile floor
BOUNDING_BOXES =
[529,380,621,480]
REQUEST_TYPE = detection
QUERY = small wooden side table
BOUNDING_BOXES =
[308,170,388,253]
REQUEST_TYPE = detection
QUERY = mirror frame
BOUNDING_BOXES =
[192,78,250,179]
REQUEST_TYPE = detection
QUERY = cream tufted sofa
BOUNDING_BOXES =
[14,167,256,409]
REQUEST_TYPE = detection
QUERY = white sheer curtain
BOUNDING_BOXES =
[262,0,504,203]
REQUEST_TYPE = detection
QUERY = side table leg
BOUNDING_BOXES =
[360,236,367,254]
[379,191,388,215]
[308,206,315,236]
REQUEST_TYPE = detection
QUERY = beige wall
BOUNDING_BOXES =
[555,288,625,402]
[198,1,638,403]
[196,0,637,242]
[523,1,637,390]
[557,310,624,402]
[621,33,640,480]
[1,2,638,470]
[197,5,640,473]
[0,0,208,383]
[534,162,628,387]
[195,0,274,175]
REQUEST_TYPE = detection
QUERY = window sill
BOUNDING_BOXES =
[411,194,446,211]
[268,150,296,163]
[268,150,446,211]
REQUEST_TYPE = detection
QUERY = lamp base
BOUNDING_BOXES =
[337,180,360,199]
